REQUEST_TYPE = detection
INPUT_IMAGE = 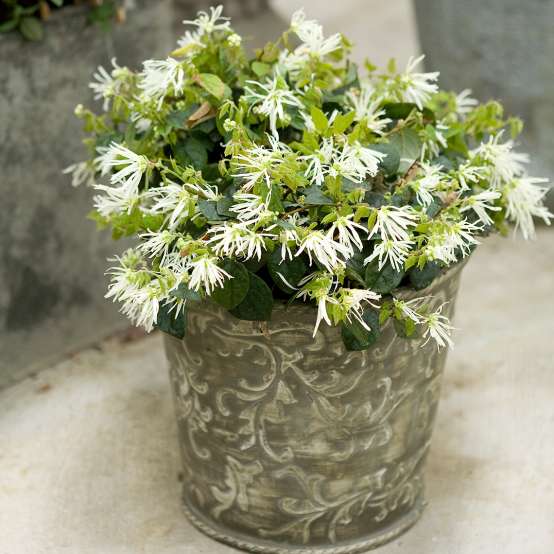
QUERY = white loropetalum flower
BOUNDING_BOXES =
[327,214,367,254]
[208,223,269,261]
[62,161,96,188]
[424,220,481,264]
[472,134,529,186]
[455,162,486,191]
[393,297,423,324]
[503,177,552,239]
[138,230,179,263]
[188,256,231,294]
[369,205,418,242]
[89,58,127,110]
[232,137,290,190]
[229,193,269,224]
[244,76,302,137]
[182,4,230,36]
[296,231,351,272]
[454,89,478,116]
[296,272,338,337]
[411,163,443,207]
[304,138,385,186]
[460,190,501,226]
[97,142,149,193]
[139,58,186,106]
[422,303,454,349]
[93,184,140,216]
[345,83,391,135]
[340,288,381,330]
[400,55,439,110]
[365,238,413,272]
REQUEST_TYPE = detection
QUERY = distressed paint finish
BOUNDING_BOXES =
[164,262,466,553]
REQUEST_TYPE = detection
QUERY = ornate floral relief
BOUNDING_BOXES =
[259,442,430,544]
[169,347,213,460]
[210,455,263,519]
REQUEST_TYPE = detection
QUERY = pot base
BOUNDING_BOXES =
[181,489,426,554]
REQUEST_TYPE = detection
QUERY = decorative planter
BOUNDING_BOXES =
[165,261,466,553]
[413,0,554,208]
[0,1,173,386]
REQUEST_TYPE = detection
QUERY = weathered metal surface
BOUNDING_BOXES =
[165,262,466,552]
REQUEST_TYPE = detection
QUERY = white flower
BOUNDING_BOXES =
[340,288,381,330]
[365,238,413,272]
[327,214,367,254]
[472,133,529,186]
[131,111,152,133]
[400,55,439,109]
[267,214,304,260]
[139,230,179,263]
[105,251,162,332]
[421,122,448,160]
[424,219,481,264]
[393,297,423,324]
[456,162,486,191]
[296,230,351,272]
[369,205,418,242]
[182,5,230,36]
[189,256,231,294]
[411,163,443,207]
[89,58,127,110]
[422,303,454,349]
[296,272,338,337]
[62,161,96,188]
[227,33,242,47]
[345,83,391,135]
[207,222,269,261]
[97,142,149,193]
[146,181,217,229]
[93,184,140,216]
[460,190,501,226]
[288,9,342,59]
[503,176,552,239]
[455,89,478,116]
[232,136,290,190]
[244,76,302,137]
[304,138,385,186]
[139,58,185,106]
[230,192,269,224]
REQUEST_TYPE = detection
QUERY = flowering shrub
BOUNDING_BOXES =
[67,6,552,350]
[0,0,126,41]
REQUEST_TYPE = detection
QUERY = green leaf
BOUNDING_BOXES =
[174,137,208,170]
[170,284,201,302]
[389,128,422,174]
[156,302,187,339]
[267,249,308,293]
[382,102,418,120]
[195,73,226,100]
[303,184,334,205]
[51,0,64,6]
[341,309,380,351]
[394,317,419,339]
[310,106,329,134]
[365,259,404,294]
[370,143,400,175]
[211,260,250,310]
[19,17,43,41]
[230,272,273,321]
[408,261,441,290]
[0,20,19,33]
[198,199,228,221]
[331,111,355,134]
[251,61,271,78]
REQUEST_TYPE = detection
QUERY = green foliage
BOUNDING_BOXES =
[156,302,187,339]
[341,309,380,351]
[230,273,273,321]
[211,260,250,309]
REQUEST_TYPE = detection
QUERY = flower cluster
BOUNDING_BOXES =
[68,6,551,350]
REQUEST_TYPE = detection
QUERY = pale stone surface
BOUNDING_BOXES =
[1,228,553,553]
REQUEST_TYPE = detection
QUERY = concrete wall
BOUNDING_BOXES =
[414,0,554,203]
[0,2,175,388]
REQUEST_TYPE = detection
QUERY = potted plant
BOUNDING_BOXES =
[68,6,552,552]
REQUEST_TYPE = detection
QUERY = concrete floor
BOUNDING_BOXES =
[1,228,553,554]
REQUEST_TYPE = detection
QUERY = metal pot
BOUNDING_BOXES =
[165,261,466,552]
